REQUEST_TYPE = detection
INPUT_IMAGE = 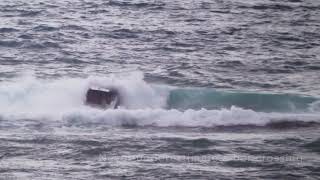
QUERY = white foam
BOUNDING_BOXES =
[0,72,168,120]
[62,106,320,127]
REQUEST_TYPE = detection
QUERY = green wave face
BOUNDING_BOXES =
[168,88,318,112]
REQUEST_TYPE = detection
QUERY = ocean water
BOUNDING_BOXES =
[0,0,320,179]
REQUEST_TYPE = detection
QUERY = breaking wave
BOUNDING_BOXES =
[0,72,319,128]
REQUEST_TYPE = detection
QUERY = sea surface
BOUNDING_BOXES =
[0,0,320,179]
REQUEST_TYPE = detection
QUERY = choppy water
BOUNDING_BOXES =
[0,0,320,179]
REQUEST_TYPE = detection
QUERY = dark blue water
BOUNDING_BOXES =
[0,0,319,179]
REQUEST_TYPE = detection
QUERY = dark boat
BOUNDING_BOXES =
[85,87,120,109]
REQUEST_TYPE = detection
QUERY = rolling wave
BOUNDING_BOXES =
[0,72,319,128]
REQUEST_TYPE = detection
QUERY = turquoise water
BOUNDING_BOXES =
[168,88,318,112]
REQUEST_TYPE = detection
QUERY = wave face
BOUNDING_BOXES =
[168,89,318,112]
[0,72,319,128]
